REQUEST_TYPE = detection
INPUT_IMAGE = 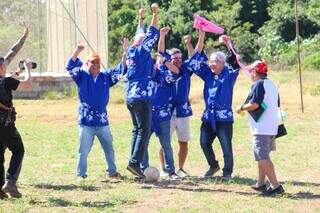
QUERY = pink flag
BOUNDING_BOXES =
[193,15,224,34]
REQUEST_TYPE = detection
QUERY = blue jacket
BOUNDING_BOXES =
[125,26,159,103]
[66,58,127,126]
[161,51,208,118]
[151,65,178,135]
[186,51,240,130]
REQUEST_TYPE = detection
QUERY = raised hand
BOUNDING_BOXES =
[183,35,192,44]
[77,44,85,52]
[122,38,129,53]
[139,7,146,19]
[218,35,231,46]
[160,26,170,36]
[151,3,159,14]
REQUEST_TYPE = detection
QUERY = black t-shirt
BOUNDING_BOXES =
[1,77,20,107]
[248,79,266,105]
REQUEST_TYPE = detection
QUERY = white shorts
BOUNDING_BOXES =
[170,115,190,142]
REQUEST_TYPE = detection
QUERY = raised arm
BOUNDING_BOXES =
[219,35,240,70]
[158,27,170,53]
[121,38,129,67]
[156,53,179,74]
[71,44,84,62]
[183,35,195,58]
[195,29,205,53]
[138,8,145,30]
[4,22,29,66]
[150,3,159,29]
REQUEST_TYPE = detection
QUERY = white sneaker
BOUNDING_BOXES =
[176,169,189,178]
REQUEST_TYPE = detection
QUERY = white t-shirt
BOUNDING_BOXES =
[247,78,279,135]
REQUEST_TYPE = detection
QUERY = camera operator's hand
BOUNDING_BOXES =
[24,59,32,71]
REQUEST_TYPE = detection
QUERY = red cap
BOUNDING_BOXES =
[251,60,268,74]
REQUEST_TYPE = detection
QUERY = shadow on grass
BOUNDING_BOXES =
[139,176,320,200]
[33,183,100,191]
[29,198,137,209]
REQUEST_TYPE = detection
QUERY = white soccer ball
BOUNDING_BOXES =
[143,166,160,182]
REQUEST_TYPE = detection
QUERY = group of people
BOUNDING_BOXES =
[0,4,284,199]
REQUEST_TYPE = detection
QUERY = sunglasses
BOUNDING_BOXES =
[171,53,182,60]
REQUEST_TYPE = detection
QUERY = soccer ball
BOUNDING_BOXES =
[143,166,160,182]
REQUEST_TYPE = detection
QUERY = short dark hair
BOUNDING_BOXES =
[257,72,267,78]
[0,57,4,64]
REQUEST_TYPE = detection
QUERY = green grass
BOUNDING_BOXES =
[0,71,319,212]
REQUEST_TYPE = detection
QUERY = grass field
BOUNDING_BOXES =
[0,71,319,213]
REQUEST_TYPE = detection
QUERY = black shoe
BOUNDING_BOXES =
[221,174,232,181]
[251,184,267,192]
[262,185,285,196]
[204,165,220,177]
[0,189,8,199]
[127,165,145,178]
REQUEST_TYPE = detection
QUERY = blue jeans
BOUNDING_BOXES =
[142,120,175,175]
[77,125,117,177]
[200,122,233,176]
[127,100,152,167]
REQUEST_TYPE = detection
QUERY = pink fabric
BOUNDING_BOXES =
[193,15,224,34]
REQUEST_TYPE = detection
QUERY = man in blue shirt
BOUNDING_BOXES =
[141,26,181,179]
[66,41,128,180]
[187,29,240,180]
[125,4,160,177]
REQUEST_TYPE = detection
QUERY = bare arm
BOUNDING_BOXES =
[158,27,170,53]
[71,44,85,62]
[17,59,32,91]
[150,3,159,29]
[121,38,129,66]
[195,29,205,53]
[236,102,259,114]
[138,8,145,29]
[183,35,195,58]
[4,22,29,66]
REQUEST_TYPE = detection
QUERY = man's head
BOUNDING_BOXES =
[87,53,101,75]
[133,32,146,47]
[168,48,183,68]
[250,60,268,82]
[209,51,226,74]
[0,57,6,77]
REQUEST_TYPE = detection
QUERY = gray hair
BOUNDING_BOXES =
[210,51,226,64]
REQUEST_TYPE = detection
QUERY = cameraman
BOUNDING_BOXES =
[0,23,32,199]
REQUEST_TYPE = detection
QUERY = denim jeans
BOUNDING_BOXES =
[200,122,233,176]
[127,100,152,167]
[142,120,175,175]
[0,125,24,187]
[77,125,117,177]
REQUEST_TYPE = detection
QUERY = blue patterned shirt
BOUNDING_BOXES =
[125,26,159,103]
[66,58,127,126]
[186,51,240,129]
